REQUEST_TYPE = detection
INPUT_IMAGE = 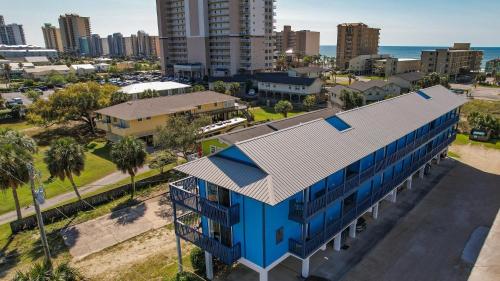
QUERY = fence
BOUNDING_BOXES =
[10,170,182,234]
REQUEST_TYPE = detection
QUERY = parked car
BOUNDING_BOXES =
[469,128,492,142]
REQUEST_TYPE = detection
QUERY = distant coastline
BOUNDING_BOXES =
[320,45,500,68]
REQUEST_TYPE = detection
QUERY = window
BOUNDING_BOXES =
[138,118,143,122]
[146,117,151,120]
[210,145,221,154]
[276,227,284,244]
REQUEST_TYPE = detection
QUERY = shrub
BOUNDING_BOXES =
[171,271,202,281]
[190,247,206,275]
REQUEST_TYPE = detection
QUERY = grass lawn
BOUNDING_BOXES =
[447,151,461,159]
[461,100,500,119]
[0,120,35,131]
[361,76,386,80]
[0,142,117,216]
[249,106,305,122]
[453,133,500,150]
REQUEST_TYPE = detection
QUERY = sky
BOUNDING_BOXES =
[1,0,499,47]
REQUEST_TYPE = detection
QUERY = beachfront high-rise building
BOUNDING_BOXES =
[107,33,125,58]
[336,23,380,70]
[420,43,483,77]
[0,15,27,45]
[276,25,320,56]
[89,34,103,57]
[156,0,275,78]
[58,14,91,55]
[42,23,63,52]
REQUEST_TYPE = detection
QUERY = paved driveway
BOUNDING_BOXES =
[62,193,172,260]
[223,158,500,281]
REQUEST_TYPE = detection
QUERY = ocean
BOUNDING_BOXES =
[320,46,500,69]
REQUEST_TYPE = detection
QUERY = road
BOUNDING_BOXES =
[450,83,500,101]
[0,166,151,225]
[0,90,54,105]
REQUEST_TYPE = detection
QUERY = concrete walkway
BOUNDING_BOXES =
[61,193,172,260]
[0,166,151,225]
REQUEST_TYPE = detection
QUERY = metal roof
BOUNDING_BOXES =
[175,86,466,206]
[120,81,191,95]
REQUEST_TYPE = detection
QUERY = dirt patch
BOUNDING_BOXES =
[73,226,192,280]
[449,144,500,175]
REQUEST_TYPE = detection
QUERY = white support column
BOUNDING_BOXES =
[259,270,268,281]
[436,154,441,165]
[334,234,341,251]
[406,176,413,190]
[419,167,425,179]
[301,257,310,278]
[176,235,183,272]
[205,251,214,280]
[320,244,327,251]
[349,219,357,238]
[390,189,397,203]
[372,203,379,220]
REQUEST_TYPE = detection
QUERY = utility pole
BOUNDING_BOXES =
[28,163,51,263]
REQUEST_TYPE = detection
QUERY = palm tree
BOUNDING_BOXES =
[13,261,84,281]
[0,129,37,220]
[110,137,147,199]
[3,63,11,88]
[44,137,86,200]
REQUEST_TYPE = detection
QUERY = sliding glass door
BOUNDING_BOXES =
[206,182,232,247]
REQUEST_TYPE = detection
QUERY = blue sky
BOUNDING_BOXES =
[2,0,499,47]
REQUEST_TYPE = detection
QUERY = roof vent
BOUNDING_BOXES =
[417,90,432,100]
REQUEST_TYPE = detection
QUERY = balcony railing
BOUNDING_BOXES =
[288,134,456,259]
[170,178,240,227]
[175,220,241,265]
[288,118,458,223]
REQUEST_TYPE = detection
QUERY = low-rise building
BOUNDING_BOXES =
[329,80,401,107]
[169,85,463,281]
[95,91,244,143]
[373,58,421,77]
[288,67,327,79]
[485,58,500,74]
[0,44,58,60]
[23,65,70,79]
[348,54,391,75]
[389,72,425,92]
[23,56,50,65]
[120,81,192,99]
[257,72,324,104]
[94,63,110,72]
[70,64,96,75]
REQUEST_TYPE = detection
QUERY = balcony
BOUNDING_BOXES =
[288,135,456,259]
[170,177,240,227]
[175,215,241,265]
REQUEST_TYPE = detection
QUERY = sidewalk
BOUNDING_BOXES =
[0,166,151,225]
[61,193,172,260]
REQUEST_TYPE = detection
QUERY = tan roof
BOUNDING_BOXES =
[95,91,239,120]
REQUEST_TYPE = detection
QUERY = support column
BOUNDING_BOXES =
[334,234,341,251]
[259,270,268,281]
[301,257,310,278]
[372,203,379,220]
[436,155,441,165]
[205,251,214,280]
[419,167,425,179]
[390,190,397,203]
[406,176,413,190]
[349,219,357,238]
[176,235,183,272]
[320,244,327,251]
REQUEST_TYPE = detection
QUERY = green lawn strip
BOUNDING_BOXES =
[0,120,35,131]
[453,133,500,150]
[249,106,305,122]
[447,151,461,159]
[0,142,117,215]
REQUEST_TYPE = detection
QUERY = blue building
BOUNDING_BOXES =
[169,85,465,280]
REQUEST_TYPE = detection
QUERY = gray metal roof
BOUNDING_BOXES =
[176,86,466,206]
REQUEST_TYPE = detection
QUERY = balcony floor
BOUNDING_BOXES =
[223,157,499,281]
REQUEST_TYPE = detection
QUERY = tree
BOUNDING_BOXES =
[418,72,450,89]
[46,72,67,87]
[0,129,37,220]
[274,100,293,118]
[3,63,11,87]
[475,73,487,84]
[154,115,212,159]
[213,81,226,94]
[13,261,84,281]
[28,82,119,132]
[190,247,206,275]
[467,111,499,136]
[110,91,131,105]
[138,89,160,99]
[111,136,147,199]
[44,137,86,200]
[347,73,356,85]
[340,89,364,110]
[302,95,317,111]
[149,150,177,174]
[26,90,42,102]
[192,84,205,92]
[227,82,240,96]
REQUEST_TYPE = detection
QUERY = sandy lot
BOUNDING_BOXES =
[449,144,500,175]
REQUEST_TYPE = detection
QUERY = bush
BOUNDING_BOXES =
[170,271,203,281]
[190,247,206,275]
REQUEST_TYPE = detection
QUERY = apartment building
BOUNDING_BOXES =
[348,54,390,75]
[420,43,483,77]
[0,45,58,60]
[156,0,275,78]
[276,25,320,56]
[41,23,63,52]
[107,33,125,57]
[329,80,401,106]
[485,58,500,74]
[95,91,243,143]
[0,16,26,45]
[123,31,161,59]
[58,14,91,55]
[373,58,421,77]
[169,85,463,281]
[89,34,103,57]
[337,23,380,70]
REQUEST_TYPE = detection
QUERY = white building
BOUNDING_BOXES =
[70,64,96,75]
[24,65,70,79]
[389,72,425,92]
[120,81,192,99]
[348,54,391,75]
[94,63,110,72]
[0,45,58,59]
[374,58,421,77]
[329,80,401,107]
